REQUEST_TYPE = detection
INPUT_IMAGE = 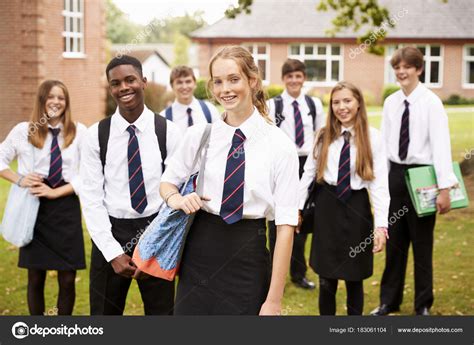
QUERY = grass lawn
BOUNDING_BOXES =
[0,107,472,315]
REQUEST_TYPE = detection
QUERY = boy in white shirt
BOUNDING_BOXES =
[267,59,325,290]
[160,66,220,133]
[371,47,457,316]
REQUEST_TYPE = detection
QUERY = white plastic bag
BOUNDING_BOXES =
[1,145,39,247]
[1,184,40,247]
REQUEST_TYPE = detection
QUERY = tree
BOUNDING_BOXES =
[173,33,190,66]
[225,0,447,55]
[106,0,143,43]
[143,11,207,43]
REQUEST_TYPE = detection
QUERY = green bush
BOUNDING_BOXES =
[265,84,284,99]
[444,94,474,105]
[194,78,209,100]
[382,84,400,102]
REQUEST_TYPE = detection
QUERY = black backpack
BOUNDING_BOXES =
[273,95,317,130]
[98,113,167,173]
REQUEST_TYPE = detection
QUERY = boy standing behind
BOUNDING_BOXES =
[268,58,325,290]
[161,66,220,133]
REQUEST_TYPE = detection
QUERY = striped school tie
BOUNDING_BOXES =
[47,128,63,188]
[336,130,351,202]
[398,100,410,160]
[220,129,246,224]
[126,125,148,214]
[292,100,304,148]
[186,107,193,127]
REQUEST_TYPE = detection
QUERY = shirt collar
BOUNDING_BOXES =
[340,125,354,137]
[400,82,426,106]
[174,97,197,112]
[113,106,152,134]
[282,89,305,105]
[47,122,64,130]
[219,107,263,142]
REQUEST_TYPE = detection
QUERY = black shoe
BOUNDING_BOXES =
[291,277,316,290]
[370,304,400,316]
[415,307,430,316]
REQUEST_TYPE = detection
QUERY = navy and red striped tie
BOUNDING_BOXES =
[220,129,246,224]
[127,125,148,214]
[292,100,304,148]
[336,130,351,202]
[47,128,63,188]
[398,100,410,160]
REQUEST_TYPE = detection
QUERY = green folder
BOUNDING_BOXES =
[405,162,469,217]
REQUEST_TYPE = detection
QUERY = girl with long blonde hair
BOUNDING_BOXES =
[298,81,390,315]
[160,46,300,315]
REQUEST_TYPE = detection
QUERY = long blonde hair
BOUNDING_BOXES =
[207,46,269,121]
[28,80,76,149]
[315,81,374,182]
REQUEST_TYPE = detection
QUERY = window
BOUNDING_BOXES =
[243,43,270,83]
[288,44,343,85]
[463,45,474,88]
[62,0,84,58]
[385,44,443,87]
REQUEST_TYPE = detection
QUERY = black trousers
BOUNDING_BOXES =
[90,213,175,315]
[380,162,436,311]
[268,155,308,280]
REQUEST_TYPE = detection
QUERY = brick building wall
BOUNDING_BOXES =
[0,0,106,141]
[195,39,474,105]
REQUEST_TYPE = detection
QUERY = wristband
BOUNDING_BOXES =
[16,175,25,187]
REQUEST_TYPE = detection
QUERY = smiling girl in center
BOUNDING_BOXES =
[160,46,300,315]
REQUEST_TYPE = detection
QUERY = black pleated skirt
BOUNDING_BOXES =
[174,211,271,315]
[18,190,85,271]
[310,183,374,281]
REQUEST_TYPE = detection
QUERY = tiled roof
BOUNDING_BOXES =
[191,0,473,39]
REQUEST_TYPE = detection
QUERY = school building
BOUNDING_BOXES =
[0,0,106,141]
[191,0,474,104]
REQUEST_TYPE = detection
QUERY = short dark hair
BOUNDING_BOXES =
[106,55,143,80]
[390,47,424,70]
[170,66,196,85]
[281,58,306,78]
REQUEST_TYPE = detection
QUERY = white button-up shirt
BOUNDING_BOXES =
[0,121,86,193]
[381,82,457,189]
[79,107,181,261]
[299,126,390,228]
[161,108,300,226]
[159,97,220,134]
[268,90,325,157]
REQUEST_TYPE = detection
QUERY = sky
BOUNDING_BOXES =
[112,0,239,25]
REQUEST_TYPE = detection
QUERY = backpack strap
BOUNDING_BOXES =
[98,114,167,174]
[154,113,167,173]
[273,96,284,127]
[198,99,213,124]
[98,116,112,173]
[304,95,317,130]
[165,106,173,121]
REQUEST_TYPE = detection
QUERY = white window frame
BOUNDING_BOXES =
[242,43,270,85]
[384,44,443,88]
[62,0,85,58]
[462,45,474,89]
[288,43,343,87]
